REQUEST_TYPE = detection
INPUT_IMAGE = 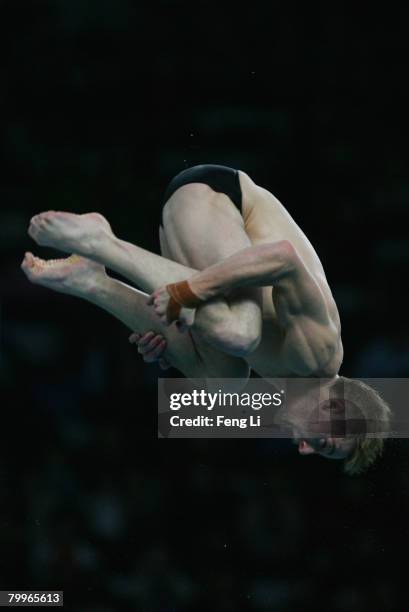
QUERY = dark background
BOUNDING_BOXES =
[1,2,409,610]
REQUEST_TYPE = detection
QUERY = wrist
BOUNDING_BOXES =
[188,275,218,302]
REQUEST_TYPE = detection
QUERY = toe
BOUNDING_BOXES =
[21,252,35,269]
[28,225,37,240]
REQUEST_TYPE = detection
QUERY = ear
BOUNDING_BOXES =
[298,440,317,455]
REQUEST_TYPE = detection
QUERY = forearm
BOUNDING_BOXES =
[189,240,295,300]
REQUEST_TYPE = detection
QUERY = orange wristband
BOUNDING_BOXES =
[165,281,202,323]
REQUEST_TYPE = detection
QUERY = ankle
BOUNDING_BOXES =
[86,272,111,303]
[88,227,115,260]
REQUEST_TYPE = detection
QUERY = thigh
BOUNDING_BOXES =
[168,328,250,380]
[158,185,253,378]
[161,180,263,344]
[165,319,250,380]
[161,183,252,269]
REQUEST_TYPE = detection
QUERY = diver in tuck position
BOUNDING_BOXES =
[21,165,390,473]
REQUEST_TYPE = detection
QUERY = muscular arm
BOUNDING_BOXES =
[189,240,330,324]
[189,240,295,299]
[187,239,340,375]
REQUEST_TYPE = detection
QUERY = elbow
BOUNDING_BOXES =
[278,239,296,258]
[275,239,297,263]
[265,239,297,275]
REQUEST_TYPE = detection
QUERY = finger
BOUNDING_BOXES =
[137,331,156,347]
[139,335,165,355]
[139,338,163,356]
[129,333,141,344]
[141,337,166,357]
[139,331,157,344]
[153,339,168,357]
[159,358,171,370]
[143,340,167,362]
[156,305,168,318]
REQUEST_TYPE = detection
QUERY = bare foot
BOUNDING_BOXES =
[21,252,107,298]
[147,285,195,331]
[28,211,113,256]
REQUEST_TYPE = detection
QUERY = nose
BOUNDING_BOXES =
[298,440,317,455]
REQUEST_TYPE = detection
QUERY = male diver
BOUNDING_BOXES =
[21,165,390,473]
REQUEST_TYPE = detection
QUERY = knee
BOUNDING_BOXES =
[230,332,260,358]
[216,321,261,358]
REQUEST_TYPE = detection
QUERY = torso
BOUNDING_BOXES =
[237,171,343,378]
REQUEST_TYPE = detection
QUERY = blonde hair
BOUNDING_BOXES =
[344,437,386,476]
[330,377,392,476]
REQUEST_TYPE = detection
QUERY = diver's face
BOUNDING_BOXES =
[287,379,356,460]
[293,435,356,460]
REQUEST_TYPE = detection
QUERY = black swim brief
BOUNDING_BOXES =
[161,164,242,226]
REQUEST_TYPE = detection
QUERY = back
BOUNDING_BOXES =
[238,171,342,377]
[239,171,327,278]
